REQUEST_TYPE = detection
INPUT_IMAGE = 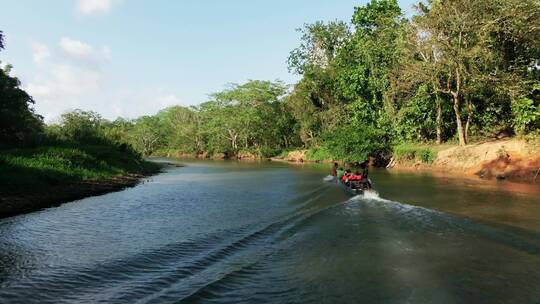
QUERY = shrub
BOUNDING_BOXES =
[320,124,391,162]
[306,146,333,161]
[512,96,539,134]
[393,143,437,164]
[419,148,436,163]
[258,147,282,158]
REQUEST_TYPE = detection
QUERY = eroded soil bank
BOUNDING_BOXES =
[152,139,539,184]
[388,139,540,183]
[275,139,540,184]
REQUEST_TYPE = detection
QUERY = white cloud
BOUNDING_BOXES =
[21,34,189,122]
[60,37,93,58]
[24,64,103,121]
[51,64,101,95]
[24,38,109,121]
[101,45,112,61]
[77,0,113,15]
[59,37,111,65]
[31,42,50,63]
[25,83,51,98]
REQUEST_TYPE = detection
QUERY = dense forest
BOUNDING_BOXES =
[1,0,539,168]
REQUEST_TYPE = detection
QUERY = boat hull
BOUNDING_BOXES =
[338,180,370,196]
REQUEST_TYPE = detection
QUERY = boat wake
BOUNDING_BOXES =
[352,189,382,201]
[322,175,335,182]
[2,181,540,304]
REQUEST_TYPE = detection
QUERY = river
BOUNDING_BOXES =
[0,159,539,303]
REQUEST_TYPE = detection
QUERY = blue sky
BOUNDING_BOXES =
[1,0,417,121]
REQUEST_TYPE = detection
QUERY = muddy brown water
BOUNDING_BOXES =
[0,159,539,303]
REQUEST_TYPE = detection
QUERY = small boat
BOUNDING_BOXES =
[323,175,373,196]
[339,178,374,196]
[340,181,370,196]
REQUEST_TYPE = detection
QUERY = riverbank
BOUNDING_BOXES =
[0,144,164,218]
[273,138,540,184]
[0,173,159,218]
[152,149,264,160]
[150,138,540,183]
[389,139,540,183]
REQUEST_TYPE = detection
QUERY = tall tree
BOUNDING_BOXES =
[130,116,166,155]
[334,0,405,127]
[0,65,43,146]
[0,30,4,51]
[399,0,490,145]
[198,80,289,155]
[410,0,540,145]
[156,106,203,153]
[288,21,351,75]
[0,30,44,147]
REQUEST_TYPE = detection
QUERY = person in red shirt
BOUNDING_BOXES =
[349,171,362,181]
[331,162,338,177]
[341,169,351,185]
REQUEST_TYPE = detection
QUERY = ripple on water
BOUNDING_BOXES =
[0,163,539,303]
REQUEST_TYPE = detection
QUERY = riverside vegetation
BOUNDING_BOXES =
[0,31,160,214]
[65,0,537,163]
[1,0,540,198]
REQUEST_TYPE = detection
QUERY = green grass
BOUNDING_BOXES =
[276,150,290,158]
[392,143,438,164]
[0,144,160,192]
[306,147,333,162]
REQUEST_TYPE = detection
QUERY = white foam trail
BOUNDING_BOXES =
[351,191,435,215]
[362,190,382,200]
[350,190,387,202]
[322,175,335,182]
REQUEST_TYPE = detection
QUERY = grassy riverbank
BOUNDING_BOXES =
[0,144,160,192]
[0,144,162,218]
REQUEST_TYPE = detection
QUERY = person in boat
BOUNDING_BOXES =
[336,167,345,181]
[331,162,339,177]
[360,161,369,180]
[346,171,362,189]
[341,169,352,186]
[359,162,372,189]
[350,171,362,181]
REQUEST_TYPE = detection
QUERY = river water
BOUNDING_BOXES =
[0,160,539,303]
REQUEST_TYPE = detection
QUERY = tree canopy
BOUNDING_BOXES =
[1,1,538,162]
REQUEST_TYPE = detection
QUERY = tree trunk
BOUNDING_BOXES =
[228,129,238,150]
[452,93,466,146]
[465,96,473,144]
[435,94,442,145]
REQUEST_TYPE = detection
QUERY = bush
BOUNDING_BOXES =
[320,124,391,162]
[419,148,436,163]
[306,146,333,161]
[512,96,539,134]
[394,85,437,142]
[258,147,282,158]
[393,143,437,164]
[277,150,292,158]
